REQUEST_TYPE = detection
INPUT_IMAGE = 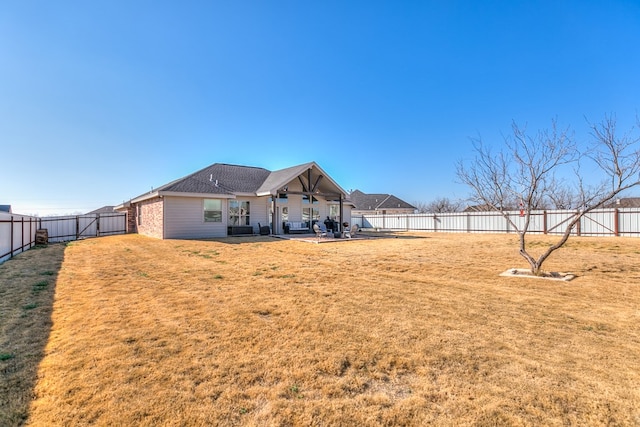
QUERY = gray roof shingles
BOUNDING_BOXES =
[157,164,271,195]
[350,190,415,210]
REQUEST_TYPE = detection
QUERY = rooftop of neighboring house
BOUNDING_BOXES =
[349,190,416,211]
[86,206,118,214]
[607,197,640,208]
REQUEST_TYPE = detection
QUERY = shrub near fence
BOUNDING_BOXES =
[351,207,640,237]
[0,212,127,264]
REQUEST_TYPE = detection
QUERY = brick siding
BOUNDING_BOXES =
[136,197,164,239]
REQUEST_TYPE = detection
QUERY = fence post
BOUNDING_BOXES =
[543,210,548,234]
[10,216,14,258]
[614,208,619,236]
[576,210,581,236]
[97,214,101,237]
[21,217,24,253]
[76,216,80,240]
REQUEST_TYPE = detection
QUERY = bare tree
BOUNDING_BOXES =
[456,115,640,276]
[417,197,462,213]
[546,180,579,209]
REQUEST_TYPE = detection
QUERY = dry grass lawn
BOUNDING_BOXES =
[2,232,640,426]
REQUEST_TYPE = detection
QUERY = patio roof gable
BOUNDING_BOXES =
[256,162,349,199]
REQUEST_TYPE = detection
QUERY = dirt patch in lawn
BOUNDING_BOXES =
[2,233,640,426]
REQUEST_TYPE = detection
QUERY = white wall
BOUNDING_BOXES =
[164,196,271,239]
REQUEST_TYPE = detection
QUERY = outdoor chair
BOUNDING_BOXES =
[313,223,327,238]
[344,224,359,239]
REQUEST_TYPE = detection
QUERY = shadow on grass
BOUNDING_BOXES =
[0,243,66,426]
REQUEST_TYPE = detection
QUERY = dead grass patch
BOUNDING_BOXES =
[1,233,640,425]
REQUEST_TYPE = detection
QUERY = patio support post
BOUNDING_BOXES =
[339,195,343,232]
[272,195,277,235]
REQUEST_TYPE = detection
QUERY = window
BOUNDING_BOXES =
[303,195,319,204]
[229,200,250,226]
[204,199,223,222]
[302,207,319,227]
[329,204,340,222]
[282,206,289,222]
[302,196,319,227]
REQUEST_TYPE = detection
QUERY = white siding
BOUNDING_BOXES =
[164,196,227,239]
[164,196,271,239]
[244,196,269,231]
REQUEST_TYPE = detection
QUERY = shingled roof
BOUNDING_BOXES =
[349,190,415,211]
[129,162,347,203]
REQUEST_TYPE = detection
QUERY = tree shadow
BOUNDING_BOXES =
[0,243,66,426]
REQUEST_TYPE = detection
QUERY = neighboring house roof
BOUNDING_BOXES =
[349,190,416,211]
[122,162,349,206]
[606,197,640,208]
[463,204,495,212]
[0,205,11,213]
[86,206,117,214]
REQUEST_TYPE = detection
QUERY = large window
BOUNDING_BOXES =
[302,207,319,227]
[329,204,340,222]
[204,199,223,222]
[302,195,319,227]
[229,200,250,226]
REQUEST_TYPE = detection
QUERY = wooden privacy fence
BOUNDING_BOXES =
[0,212,127,264]
[351,208,640,237]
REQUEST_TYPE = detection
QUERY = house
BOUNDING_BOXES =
[86,206,118,214]
[115,162,351,239]
[607,197,640,208]
[349,190,416,215]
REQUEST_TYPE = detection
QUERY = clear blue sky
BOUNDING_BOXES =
[2,1,639,215]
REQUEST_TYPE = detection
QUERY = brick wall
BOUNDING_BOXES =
[125,205,137,234]
[136,197,164,239]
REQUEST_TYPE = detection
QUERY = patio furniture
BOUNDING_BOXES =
[227,225,253,235]
[286,221,310,233]
[258,223,270,235]
[344,224,359,239]
[313,223,327,238]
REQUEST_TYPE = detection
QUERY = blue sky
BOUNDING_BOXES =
[2,1,639,215]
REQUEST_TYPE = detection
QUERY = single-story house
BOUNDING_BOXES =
[115,161,352,239]
[606,197,640,208]
[349,190,416,215]
[86,206,118,214]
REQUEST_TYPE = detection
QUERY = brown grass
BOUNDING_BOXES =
[2,232,640,426]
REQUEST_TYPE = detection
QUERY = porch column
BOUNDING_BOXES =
[339,195,343,232]
[272,195,278,235]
